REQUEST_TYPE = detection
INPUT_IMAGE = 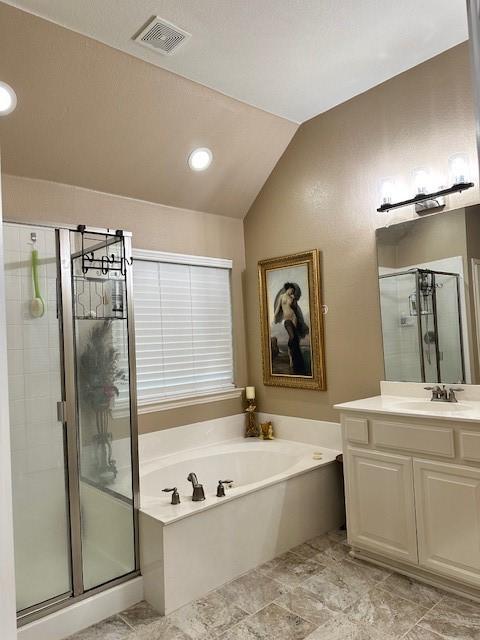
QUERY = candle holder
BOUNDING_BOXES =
[245,398,259,437]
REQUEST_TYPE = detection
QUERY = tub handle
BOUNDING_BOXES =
[162,487,181,505]
[217,480,234,498]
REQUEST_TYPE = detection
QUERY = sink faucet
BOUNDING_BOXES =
[425,385,464,403]
[187,472,205,501]
[447,387,464,403]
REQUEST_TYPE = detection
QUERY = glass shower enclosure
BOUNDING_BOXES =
[4,222,139,625]
[379,268,465,383]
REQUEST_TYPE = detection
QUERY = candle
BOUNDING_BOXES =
[245,386,255,400]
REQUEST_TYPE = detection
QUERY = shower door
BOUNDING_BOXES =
[68,228,137,591]
[379,269,465,384]
[379,272,423,382]
[434,272,465,383]
[5,222,139,625]
[5,224,72,615]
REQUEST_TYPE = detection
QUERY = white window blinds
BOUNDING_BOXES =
[133,254,234,403]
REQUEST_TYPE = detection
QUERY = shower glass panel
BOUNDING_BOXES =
[379,272,422,382]
[4,224,72,613]
[435,273,464,383]
[70,229,136,590]
[4,222,139,625]
[379,269,465,384]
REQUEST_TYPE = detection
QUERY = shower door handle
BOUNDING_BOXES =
[57,400,67,423]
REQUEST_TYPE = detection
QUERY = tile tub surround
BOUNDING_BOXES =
[138,412,342,464]
[66,531,480,640]
[138,415,344,615]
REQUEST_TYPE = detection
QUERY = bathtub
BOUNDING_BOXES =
[140,438,341,523]
[139,415,345,615]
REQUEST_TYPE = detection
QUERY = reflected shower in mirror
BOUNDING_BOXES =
[376,206,480,384]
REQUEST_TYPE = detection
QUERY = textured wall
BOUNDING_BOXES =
[244,43,479,423]
[2,174,247,433]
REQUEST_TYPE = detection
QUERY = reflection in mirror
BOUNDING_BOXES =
[376,206,480,384]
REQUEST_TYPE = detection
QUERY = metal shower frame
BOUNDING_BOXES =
[379,268,466,384]
[6,220,140,627]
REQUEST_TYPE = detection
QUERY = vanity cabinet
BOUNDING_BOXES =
[414,459,480,586]
[340,411,480,595]
[346,448,418,563]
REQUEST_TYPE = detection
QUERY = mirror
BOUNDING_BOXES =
[376,206,480,384]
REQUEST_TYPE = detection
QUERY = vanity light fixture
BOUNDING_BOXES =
[377,181,474,213]
[378,157,474,213]
[188,147,213,171]
[0,81,17,116]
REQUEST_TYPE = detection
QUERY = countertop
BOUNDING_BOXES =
[334,395,480,423]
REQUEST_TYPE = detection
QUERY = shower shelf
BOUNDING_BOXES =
[73,275,126,320]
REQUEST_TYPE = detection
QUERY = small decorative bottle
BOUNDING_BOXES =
[245,386,259,437]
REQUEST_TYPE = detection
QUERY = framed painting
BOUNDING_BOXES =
[258,249,326,390]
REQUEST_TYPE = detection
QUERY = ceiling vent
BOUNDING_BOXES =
[133,16,191,55]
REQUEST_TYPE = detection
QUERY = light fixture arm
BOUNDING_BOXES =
[377,181,474,213]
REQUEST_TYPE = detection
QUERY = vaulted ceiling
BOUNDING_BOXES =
[0,1,468,218]
[0,3,297,218]
[1,0,468,122]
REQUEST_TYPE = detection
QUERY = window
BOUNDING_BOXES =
[132,250,235,407]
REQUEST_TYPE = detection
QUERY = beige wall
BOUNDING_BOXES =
[244,43,479,423]
[0,2,297,219]
[377,211,467,269]
[2,174,247,433]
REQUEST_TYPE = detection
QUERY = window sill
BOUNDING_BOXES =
[137,387,244,414]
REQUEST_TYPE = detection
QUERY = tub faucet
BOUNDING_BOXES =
[187,472,205,501]
[162,487,180,505]
[216,480,233,497]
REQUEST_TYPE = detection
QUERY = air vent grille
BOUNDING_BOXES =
[134,17,191,55]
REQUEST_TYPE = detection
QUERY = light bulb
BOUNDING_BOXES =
[449,154,469,185]
[379,178,395,205]
[0,81,17,116]
[413,168,431,195]
[188,147,213,171]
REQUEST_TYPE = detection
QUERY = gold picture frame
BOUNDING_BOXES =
[258,249,326,390]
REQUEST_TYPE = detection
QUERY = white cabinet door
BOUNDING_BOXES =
[346,447,418,563]
[414,459,480,587]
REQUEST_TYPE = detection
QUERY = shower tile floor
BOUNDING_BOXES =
[68,529,480,640]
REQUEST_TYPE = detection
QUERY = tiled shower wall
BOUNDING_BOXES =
[379,257,470,384]
[4,223,70,611]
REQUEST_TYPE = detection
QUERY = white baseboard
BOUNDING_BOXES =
[17,577,143,640]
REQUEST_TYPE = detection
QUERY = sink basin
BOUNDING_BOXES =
[393,401,472,413]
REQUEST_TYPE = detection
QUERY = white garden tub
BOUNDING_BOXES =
[139,416,344,615]
[140,438,339,524]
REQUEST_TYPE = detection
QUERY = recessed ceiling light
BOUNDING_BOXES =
[0,81,17,116]
[188,148,213,171]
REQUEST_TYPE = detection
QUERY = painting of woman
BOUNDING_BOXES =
[258,250,325,390]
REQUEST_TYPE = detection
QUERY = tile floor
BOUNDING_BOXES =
[68,530,480,639]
